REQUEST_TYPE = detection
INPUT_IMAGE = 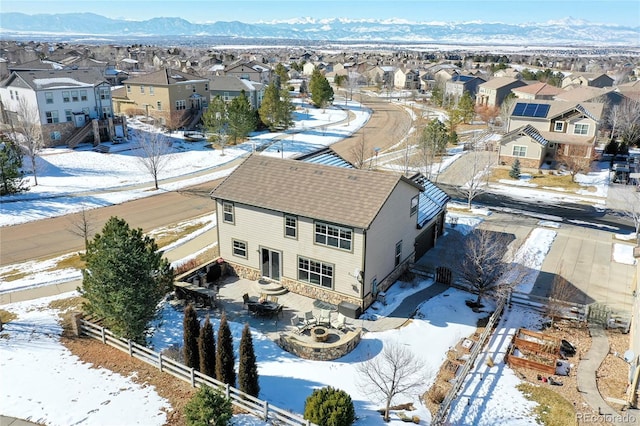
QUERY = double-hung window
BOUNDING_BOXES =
[315,222,352,251]
[298,257,333,289]
[284,215,297,238]
[71,91,79,102]
[554,121,565,132]
[45,111,59,124]
[410,195,419,216]
[80,90,87,101]
[222,201,234,224]
[62,91,70,102]
[232,240,247,258]
[65,110,73,122]
[176,100,186,110]
[395,241,402,267]
[149,86,154,96]
[45,92,53,104]
[574,123,589,135]
[512,146,527,157]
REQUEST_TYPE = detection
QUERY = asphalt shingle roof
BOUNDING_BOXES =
[210,155,421,229]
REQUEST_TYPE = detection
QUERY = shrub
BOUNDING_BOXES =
[184,385,232,426]
[304,386,355,426]
[509,158,521,179]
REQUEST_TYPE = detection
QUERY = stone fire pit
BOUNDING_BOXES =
[311,326,329,342]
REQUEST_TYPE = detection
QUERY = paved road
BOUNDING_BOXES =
[0,96,411,268]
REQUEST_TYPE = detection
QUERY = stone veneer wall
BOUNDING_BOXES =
[278,328,362,361]
[363,256,412,309]
[498,155,541,169]
[42,122,76,147]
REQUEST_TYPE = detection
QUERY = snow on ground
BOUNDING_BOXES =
[0,99,369,227]
[512,228,557,294]
[613,243,637,265]
[0,293,172,425]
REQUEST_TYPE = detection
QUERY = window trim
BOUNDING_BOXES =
[395,240,402,267]
[62,90,70,102]
[284,214,297,239]
[80,90,88,101]
[232,239,247,258]
[297,256,334,289]
[222,201,235,224]
[410,195,419,217]
[45,110,59,124]
[554,121,565,132]
[512,145,527,157]
[314,221,353,251]
[45,91,54,104]
[176,100,186,110]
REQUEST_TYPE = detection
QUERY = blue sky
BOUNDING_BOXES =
[2,0,639,27]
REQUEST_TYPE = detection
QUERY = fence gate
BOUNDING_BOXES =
[587,303,611,326]
[435,266,452,285]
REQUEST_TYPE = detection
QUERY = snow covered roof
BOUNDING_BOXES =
[6,69,106,90]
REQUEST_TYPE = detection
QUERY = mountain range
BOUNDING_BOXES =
[1,12,638,46]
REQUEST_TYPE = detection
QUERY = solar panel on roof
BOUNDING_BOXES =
[512,102,550,118]
[512,103,527,116]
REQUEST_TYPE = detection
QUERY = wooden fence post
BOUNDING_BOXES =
[225,383,230,398]
[262,401,268,421]
[158,353,163,372]
[128,340,133,357]
[100,326,106,344]
[190,368,196,387]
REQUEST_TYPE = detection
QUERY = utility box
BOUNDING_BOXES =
[338,301,361,319]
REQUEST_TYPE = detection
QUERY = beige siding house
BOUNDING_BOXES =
[498,100,604,168]
[210,155,448,312]
[476,77,527,107]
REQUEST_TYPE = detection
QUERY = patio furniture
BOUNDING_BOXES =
[247,300,281,318]
[316,309,331,326]
[330,312,347,331]
[304,311,317,327]
[291,314,306,333]
[268,295,279,304]
[242,293,250,307]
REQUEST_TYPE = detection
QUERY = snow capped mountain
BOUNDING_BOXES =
[1,12,638,46]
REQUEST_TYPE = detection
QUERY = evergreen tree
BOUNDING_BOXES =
[309,69,334,109]
[0,136,28,196]
[299,79,308,96]
[184,385,233,426]
[304,386,355,426]
[215,312,236,386]
[457,92,475,124]
[183,304,200,370]
[201,96,228,153]
[509,158,522,179]
[274,63,289,86]
[81,217,173,342]
[227,91,257,144]
[259,81,294,132]
[199,315,216,377]
[431,85,444,107]
[238,323,260,397]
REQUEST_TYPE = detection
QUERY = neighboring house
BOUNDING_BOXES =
[498,100,604,168]
[224,61,271,84]
[561,72,614,89]
[616,80,640,102]
[210,154,449,311]
[114,68,209,127]
[209,76,264,109]
[444,74,486,104]
[393,68,420,90]
[0,69,116,147]
[302,62,317,76]
[511,82,565,101]
[476,77,527,107]
[493,68,522,79]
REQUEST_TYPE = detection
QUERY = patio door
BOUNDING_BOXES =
[261,248,281,281]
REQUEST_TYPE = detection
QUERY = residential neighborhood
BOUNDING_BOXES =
[0,7,639,426]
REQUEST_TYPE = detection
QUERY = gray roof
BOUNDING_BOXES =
[410,174,451,228]
[209,76,261,92]
[123,68,207,85]
[210,154,421,229]
[3,69,107,90]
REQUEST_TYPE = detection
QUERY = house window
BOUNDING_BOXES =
[554,121,565,132]
[140,85,145,94]
[284,215,297,238]
[80,90,87,101]
[49,131,61,141]
[45,111,59,124]
[395,241,402,267]
[156,101,162,111]
[149,86,154,95]
[512,146,527,157]
[410,195,419,216]
[71,90,78,102]
[232,239,247,258]
[205,83,209,91]
[223,92,230,101]
[99,88,109,100]
[45,92,54,104]
[298,256,333,289]
[62,91,70,102]
[9,90,14,100]
[126,85,131,93]
[222,201,234,224]
[315,222,352,251]
[574,123,589,135]
[65,110,73,122]
[176,100,186,110]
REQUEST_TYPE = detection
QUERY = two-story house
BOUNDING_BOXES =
[511,82,565,101]
[393,68,420,90]
[224,61,271,84]
[498,100,604,169]
[210,155,448,312]
[0,69,115,147]
[113,68,209,128]
[561,72,614,89]
[475,77,527,107]
[444,75,486,104]
[209,76,264,109]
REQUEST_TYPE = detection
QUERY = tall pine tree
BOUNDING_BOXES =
[215,312,236,386]
[183,304,200,370]
[199,314,216,377]
[259,81,294,132]
[81,217,173,343]
[0,136,28,196]
[238,323,260,397]
[227,91,257,144]
[309,68,334,109]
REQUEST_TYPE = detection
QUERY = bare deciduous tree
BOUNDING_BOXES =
[356,343,427,422]
[545,268,578,328]
[349,131,367,169]
[556,144,596,182]
[136,132,173,190]
[14,97,43,186]
[608,98,640,147]
[68,205,97,250]
[457,228,516,305]
[457,149,491,209]
[617,187,640,234]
